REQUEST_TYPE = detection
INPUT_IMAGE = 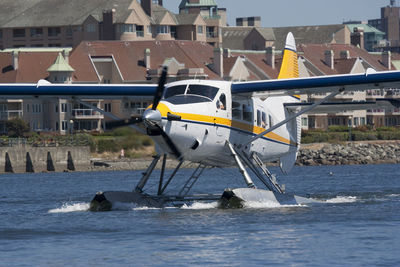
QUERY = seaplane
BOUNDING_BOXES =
[2,33,400,210]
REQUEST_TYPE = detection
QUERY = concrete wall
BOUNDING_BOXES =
[0,146,90,173]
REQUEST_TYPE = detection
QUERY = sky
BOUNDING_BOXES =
[163,0,392,27]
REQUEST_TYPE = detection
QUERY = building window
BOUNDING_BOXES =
[0,30,2,39]
[61,103,68,113]
[55,104,59,113]
[147,25,152,34]
[302,117,308,127]
[61,120,68,131]
[156,25,169,34]
[30,28,43,38]
[197,26,203,34]
[104,103,111,112]
[32,104,42,113]
[136,25,144,37]
[56,121,59,131]
[66,26,73,37]
[86,24,96,33]
[120,24,134,33]
[13,29,25,38]
[206,27,215,38]
[26,104,30,113]
[48,27,61,37]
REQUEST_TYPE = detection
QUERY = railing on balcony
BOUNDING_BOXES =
[206,32,218,38]
[72,109,103,118]
[136,31,144,37]
[0,110,23,120]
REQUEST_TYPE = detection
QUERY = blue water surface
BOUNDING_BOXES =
[0,164,400,266]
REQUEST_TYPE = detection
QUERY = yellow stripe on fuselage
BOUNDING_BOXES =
[155,103,298,147]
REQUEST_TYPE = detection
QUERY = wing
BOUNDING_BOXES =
[231,70,400,98]
[284,99,400,114]
[0,80,157,99]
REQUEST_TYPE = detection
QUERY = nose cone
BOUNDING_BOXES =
[143,109,162,128]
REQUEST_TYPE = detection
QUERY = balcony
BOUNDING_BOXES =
[206,31,218,38]
[72,109,103,119]
[0,110,23,120]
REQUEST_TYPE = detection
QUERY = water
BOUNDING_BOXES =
[1,164,400,266]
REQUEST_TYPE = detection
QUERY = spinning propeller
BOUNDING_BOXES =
[106,66,182,158]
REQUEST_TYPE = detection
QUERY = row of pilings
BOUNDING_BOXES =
[1,147,90,173]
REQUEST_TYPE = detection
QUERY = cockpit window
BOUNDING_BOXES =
[164,85,186,99]
[164,84,219,102]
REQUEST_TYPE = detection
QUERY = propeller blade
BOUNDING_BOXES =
[152,125,181,159]
[105,116,143,129]
[152,66,168,110]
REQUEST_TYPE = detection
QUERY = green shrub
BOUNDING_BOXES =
[328,125,349,132]
[97,139,119,153]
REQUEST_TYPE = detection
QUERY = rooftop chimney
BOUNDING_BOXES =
[340,50,350,59]
[12,51,19,70]
[213,47,223,78]
[141,0,163,16]
[144,48,151,69]
[382,51,391,70]
[351,27,364,50]
[223,48,231,58]
[324,50,334,69]
[266,46,275,69]
[62,50,70,64]
[102,9,116,40]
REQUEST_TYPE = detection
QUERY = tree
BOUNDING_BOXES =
[6,118,30,137]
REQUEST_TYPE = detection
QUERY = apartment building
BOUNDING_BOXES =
[369,0,400,52]
[178,0,227,46]
[0,0,226,50]
[0,48,104,134]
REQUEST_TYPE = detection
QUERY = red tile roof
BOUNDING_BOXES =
[0,52,15,83]
[70,40,220,82]
[17,52,58,82]
[0,52,59,83]
[231,52,282,80]
[298,43,389,75]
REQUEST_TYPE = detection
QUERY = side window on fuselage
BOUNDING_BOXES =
[262,112,267,128]
[232,101,242,120]
[217,93,226,110]
[243,104,253,122]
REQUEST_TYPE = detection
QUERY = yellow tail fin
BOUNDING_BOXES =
[278,32,299,79]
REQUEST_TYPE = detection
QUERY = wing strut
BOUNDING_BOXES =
[240,88,345,148]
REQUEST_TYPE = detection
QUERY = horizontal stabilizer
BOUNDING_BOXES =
[284,99,400,114]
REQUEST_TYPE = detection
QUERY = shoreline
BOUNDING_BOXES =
[89,140,400,171]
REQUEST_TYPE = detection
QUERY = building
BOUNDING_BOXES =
[369,0,400,52]
[0,0,226,50]
[178,0,227,46]
[345,23,385,51]
[221,24,351,52]
[298,43,395,129]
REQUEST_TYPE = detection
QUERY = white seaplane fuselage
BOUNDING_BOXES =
[149,79,301,169]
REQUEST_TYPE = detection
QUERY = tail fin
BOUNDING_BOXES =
[277,32,299,79]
